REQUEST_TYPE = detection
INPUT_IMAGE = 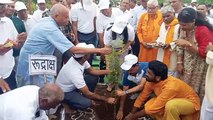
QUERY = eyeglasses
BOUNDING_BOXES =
[147,6,157,10]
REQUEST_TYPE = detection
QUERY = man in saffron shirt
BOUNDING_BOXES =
[125,60,200,120]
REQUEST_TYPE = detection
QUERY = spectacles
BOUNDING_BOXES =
[147,6,157,10]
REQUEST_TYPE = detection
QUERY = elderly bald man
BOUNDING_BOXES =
[16,4,111,87]
[0,84,64,120]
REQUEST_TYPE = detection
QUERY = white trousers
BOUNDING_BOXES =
[200,96,213,120]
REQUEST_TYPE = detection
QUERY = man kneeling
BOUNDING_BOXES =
[56,43,115,110]
[125,60,200,120]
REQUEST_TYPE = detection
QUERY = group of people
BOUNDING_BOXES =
[0,0,213,119]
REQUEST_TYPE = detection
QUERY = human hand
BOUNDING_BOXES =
[0,39,14,55]
[164,44,170,49]
[206,43,213,52]
[124,113,134,120]
[100,55,105,61]
[175,39,191,47]
[0,78,11,93]
[116,110,123,120]
[17,32,27,43]
[106,97,116,104]
[100,47,112,55]
[115,89,125,96]
[177,63,184,75]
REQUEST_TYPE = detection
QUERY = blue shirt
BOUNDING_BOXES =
[16,17,74,87]
[123,62,148,87]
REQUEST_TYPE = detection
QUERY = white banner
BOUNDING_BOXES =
[29,55,57,76]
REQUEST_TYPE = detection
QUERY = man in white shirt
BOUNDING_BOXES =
[169,0,184,17]
[200,43,213,120]
[188,0,197,10]
[56,43,116,110]
[70,0,97,64]
[197,4,213,25]
[0,0,26,94]
[129,0,147,57]
[96,0,114,48]
[112,0,130,17]
[0,84,64,120]
[15,1,37,34]
[96,0,114,83]
[32,0,48,22]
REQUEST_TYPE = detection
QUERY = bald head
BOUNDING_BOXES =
[39,84,64,110]
[50,3,70,26]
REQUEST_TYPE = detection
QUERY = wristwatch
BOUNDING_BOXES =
[125,90,129,95]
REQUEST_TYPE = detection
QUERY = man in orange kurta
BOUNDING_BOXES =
[137,1,163,62]
[125,60,200,120]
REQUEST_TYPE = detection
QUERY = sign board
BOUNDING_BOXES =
[29,55,57,76]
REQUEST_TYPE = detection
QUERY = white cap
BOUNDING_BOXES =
[15,1,27,11]
[111,15,129,34]
[0,0,13,4]
[37,0,45,4]
[98,0,110,10]
[82,0,93,11]
[121,54,138,70]
[74,43,95,58]
[191,0,196,3]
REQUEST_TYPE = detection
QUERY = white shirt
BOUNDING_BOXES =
[207,16,213,25]
[156,22,180,71]
[128,5,146,31]
[0,85,48,120]
[22,15,37,34]
[127,69,145,84]
[104,24,135,47]
[32,8,48,23]
[0,17,17,79]
[210,9,213,18]
[70,2,97,33]
[56,57,91,92]
[96,12,114,34]
[112,7,130,18]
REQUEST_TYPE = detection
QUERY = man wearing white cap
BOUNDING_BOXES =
[5,1,26,34]
[15,1,36,34]
[56,43,115,110]
[104,14,135,57]
[188,0,197,10]
[70,0,98,64]
[96,0,114,48]
[16,4,111,87]
[96,0,114,83]
[0,0,26,94]
[115,54,148,120]
[32,0,48,22]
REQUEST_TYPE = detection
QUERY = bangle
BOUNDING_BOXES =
[177,61,183,64]
[125,90,129,95]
